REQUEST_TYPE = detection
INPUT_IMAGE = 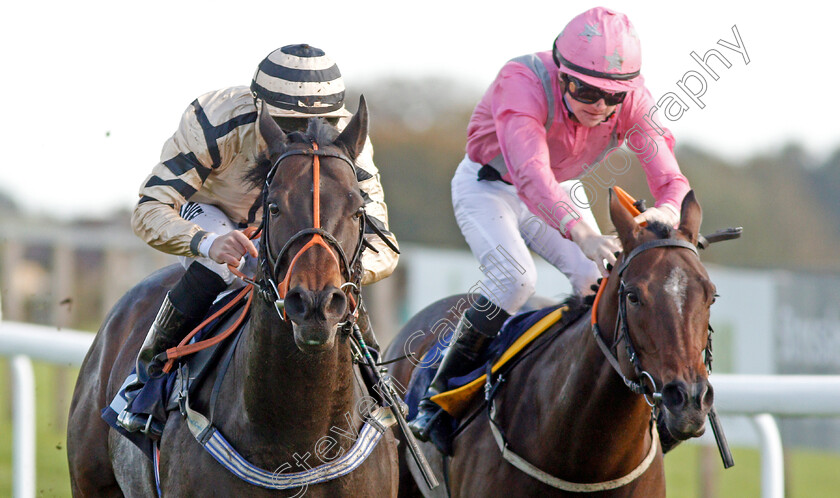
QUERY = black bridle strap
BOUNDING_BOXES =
[616,239,698,277]
[591,322,649,395]
[592,238,702,400]
[257,143,365,322]
[262,146,358,277]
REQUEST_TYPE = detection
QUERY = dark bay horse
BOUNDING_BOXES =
[68,97,398,496]
[386,190,716,497]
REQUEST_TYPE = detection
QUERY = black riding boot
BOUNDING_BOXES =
[116,263,226,434]
[116,293,192,433]
[409,299,509,442]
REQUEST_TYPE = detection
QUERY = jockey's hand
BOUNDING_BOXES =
[569,222,622,277]
[208,231,259,267]
[633,204,679,227]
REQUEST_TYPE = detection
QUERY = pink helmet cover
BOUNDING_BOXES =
[554,7,643,92]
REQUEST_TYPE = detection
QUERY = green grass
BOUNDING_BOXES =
[2,360,840,497]
[0,359,77,497]
[664,441,840,497]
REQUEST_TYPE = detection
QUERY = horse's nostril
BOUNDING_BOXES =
[322,288,348,319]
[702,382,715,410]
[284,288,311,320]
[662,382,687,410]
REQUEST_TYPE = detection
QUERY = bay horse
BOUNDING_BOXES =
[67,97,399,496]
[385,189,716,497]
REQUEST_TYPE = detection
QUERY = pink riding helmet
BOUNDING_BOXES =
[553,7,643,93]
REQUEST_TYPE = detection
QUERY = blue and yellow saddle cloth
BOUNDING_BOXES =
[405,304,567,421]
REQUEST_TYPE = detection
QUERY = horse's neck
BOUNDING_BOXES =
[519,304,652,464]
[232,302,359,437]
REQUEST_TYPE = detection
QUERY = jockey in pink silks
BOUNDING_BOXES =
[411,7,691,440]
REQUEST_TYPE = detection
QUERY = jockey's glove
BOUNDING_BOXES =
[633,204,679,227]
[569,222,622,277]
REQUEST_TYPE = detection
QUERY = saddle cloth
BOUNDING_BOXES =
[101,290,248,460]
[405,303,568,422]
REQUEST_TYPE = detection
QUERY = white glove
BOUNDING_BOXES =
[633,204,679,227]
[568,222,622,276]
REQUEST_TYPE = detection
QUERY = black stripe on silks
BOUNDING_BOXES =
[360,190,372,203]
[189,103,258,170]
[138,195,174,207]
[355,167,373,182]
[251,83,344,114]
[191,100,221,168]
[164,152,212,182]
[215,111,257,140]
[144,176,198,199]
[257,59,342,83]
[280,45,326,58]
[364,215,392,236]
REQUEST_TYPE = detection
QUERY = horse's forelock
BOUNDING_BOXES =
[644,221,675,240]
[286,118,340,146]
[244,118,344,190]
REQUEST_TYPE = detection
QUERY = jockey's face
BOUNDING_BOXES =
[564,94,617,128]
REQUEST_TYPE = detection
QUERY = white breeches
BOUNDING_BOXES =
[451,155,601,314]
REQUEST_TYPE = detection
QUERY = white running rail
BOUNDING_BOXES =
[2,323,840,498]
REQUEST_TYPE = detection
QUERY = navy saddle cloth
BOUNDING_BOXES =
[101,290,247,460]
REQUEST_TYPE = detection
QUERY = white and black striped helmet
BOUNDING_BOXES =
[251,44,351,118]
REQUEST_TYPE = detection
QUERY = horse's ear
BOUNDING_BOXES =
[258,101,287,157]
[335,95,369,160]
[677,190,702,245]
[609,188,641,249]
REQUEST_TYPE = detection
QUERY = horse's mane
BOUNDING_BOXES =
[244,118,341,189]
[559,293,592,323]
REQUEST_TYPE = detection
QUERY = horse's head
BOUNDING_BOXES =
[606,189,716,441]
[256,96,369,353]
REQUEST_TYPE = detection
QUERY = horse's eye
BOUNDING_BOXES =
[627,292,640,305]
[268,203,280,216]
[711,293,719,305]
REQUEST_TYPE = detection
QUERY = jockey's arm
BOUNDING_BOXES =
[354,137,399,285]
[131,109,214,258]
[131,95,253,262]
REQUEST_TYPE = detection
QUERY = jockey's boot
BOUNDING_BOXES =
[116,292,193,433]
[409,301,509,442]
[117,263,227,434]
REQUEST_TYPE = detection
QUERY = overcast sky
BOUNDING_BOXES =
[2,0,837,218]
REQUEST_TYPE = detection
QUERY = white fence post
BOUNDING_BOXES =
[751,414,784,498]
[11,355,35,498]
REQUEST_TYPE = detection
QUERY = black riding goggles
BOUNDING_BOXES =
[562,74,627,106]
